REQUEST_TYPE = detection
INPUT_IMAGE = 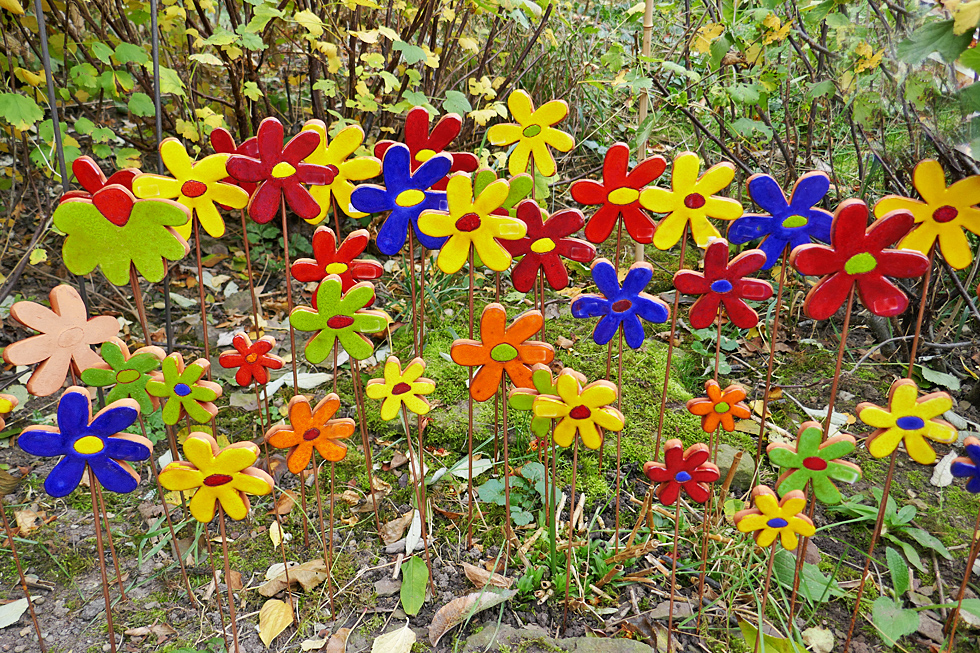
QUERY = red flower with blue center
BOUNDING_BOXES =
[291,227,383,307]
[59,155,139,203]
[789,199,930,320]
[643,439,719,505]
[673,238,773,329]
[571,259,670,349]
[569,143,667,245]
[218,332,284,387]
[501,200,596,292]
[226,117,334,224]
[374,107,478,191]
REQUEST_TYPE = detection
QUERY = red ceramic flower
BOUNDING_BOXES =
[374,107,478,191]
[291,227,383,307]
[210,127,259,200]
[501,200,596,292]
[59,156,139,203]
[673,238,773,329]
[790,199,930,320]
[225,117,334,224]
[643,439,720,505]
[218,332,284,386]
[569,143,667,245]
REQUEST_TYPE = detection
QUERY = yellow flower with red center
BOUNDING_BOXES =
[532,369,624,449]
[366,356,436,421]
[301,120,382,224]
[486,89,575,178]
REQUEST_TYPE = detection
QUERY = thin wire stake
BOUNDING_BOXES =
[695,424,720,629]
[88,473,117,653]
[192,218,219,440]
[494,273,501,461]
[401,405,435,591]
[754,246,790,465]
[502,377,512,551]
[203,521,230,653]
[906,246,936,378]
[310,455,334,615]
[217,506,242,653]
[351,358,382,534]
[601,221,624,476]
[129,266,152,347]
[94,478,126,600]
[613,326,624,552]
[944,506,980,652]
[328,461,336,610]
[666,498,682,653]
[754,543,778,653]
[0,501,45,651]
[466,247,476,547]
[549,436,558,576]
[562,438,579,634]
[407,236,420,357]
[653,224,689,461]
[149,0,172,352]
[419,246,427,354]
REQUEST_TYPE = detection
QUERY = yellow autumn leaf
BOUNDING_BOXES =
[318,42,343,73]
[295,9,324,37]
[422,45,439,68]
[468,107,498,126]
[458,36,479,54]
[258,599,293,647]
[693,23,724,54]
[954,0,980,34]
[350,29,380,44]
[14,68,44,86]
[0,0,25,14]
[377,26,399,41]
[762,14,792,45]
[611,69,628,87]
[468,75,495,100]
[745,43,764,65]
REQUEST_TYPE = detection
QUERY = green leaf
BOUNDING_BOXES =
[871,597,918,646]
[74,116,95,135]
[709,35,731,69]
[736,618,796,653]
[959,598,980,619]
[959,82,980,112]
[115,43,148,65]
[477,478,506,506]
[399,556,428,616]
[91,127,114,144]
[918,364,961,391]
[511,507,534,526]
[727,83,761,105]
[600,42,624,70]
[243,82,263,101]
[159,67,186,97]
[128,93,155,117]
[886,547,909,596]
[897,19,973,64]
[894,504,916,525]
[443,90,471,116]
[244,4,283,32]
[237,30,266,51]
[807,80,836,99]
[190,52,224,67]
[884,534,924,572]
[773,549,845,604]
[962,46,980,73]
[393,41,427,65]
[294,9,324,37]
[0,94,43,131]
[91,41,114,64]
[205,27,237,46]
[903,527,953,560]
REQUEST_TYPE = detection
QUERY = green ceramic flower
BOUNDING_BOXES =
[508,365,585,437]
[145,353,221,425]
[767,422,862,505]
[289,276,389,363]
[80,340,165,415]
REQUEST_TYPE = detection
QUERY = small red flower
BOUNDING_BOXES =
[374,107,478,191]
[210,127,259,200]
[643,439,720,505]
[790,200,930,320]
[60,156,139,203]
[226,117,335,224]
[218,332,284,386]
[673,238,773,329]
[569,143,667,245]
[501,200,596,292]
[291,227,383,308]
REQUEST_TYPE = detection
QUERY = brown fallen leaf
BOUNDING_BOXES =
[150,623,177,643]
[556,335,575,350]
[228,570,243,591]
[258,559,329,597]
[14,509,49,536]
[381,510,414,545]
[258,598,293,647]
[269,489,297,516]
[461,562,513,589]
[325,627,351,652]
[0,469,21,497]
[429,590,517,645]
[383,451,409,471]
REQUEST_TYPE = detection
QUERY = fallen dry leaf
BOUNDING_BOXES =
[383,451,409,471]
[258,598,293,647]
[381,510,414,545]
[14,509,49,536]
[556,335,575,350]
[227,570,243,591]
[258,559,329,597]
[269,490,296,516]
[270,521,283,547]
[372,622,415,652]
[429,589,516,645]
[461,562,513,589]
[325,627,351,652]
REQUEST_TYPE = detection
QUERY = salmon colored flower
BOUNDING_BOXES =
[374,107,478,190]
[145,353,221,425]
[643,439,719,505]
[857,378,956,465]
[302,120,382,223]
[450,304,554,402]
[218,332,284,387]
[501,200,595,292]
[639,152,743,250]
[59,155,139,203]
[290,227,383,307]
[570,142,667,244]
[265,394,355,473]
[132,138,248,239]
[686,380,750,433]
[532,370,624,449]
[874,159,980,270]
[366,356,436,421]
[158,432,273,522]
[418,173,526,273]
[487,89,575,178]
[734,486,815,550]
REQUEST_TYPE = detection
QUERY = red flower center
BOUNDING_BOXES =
[455,213,482,232]
[204,474,233,487]
[327,315,355,329]
[392,382,412,395]
[181,180,208,198]
[933,205,958,223]
[569,405,592,420]
[303,427,321,441]
[684,193,706,209]
[611,299,633,312]
[803,456,828,471]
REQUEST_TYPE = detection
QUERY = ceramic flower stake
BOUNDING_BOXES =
[18,388,152,653]
[366,356,437,591]
[643,440,719,652]
[158,433,274,653]
[728,172,832,466]
[946,437,980,652]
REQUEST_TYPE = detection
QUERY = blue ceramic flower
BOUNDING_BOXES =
[571,259,670,349]
[17,387,151,497]
[952,436,980,494]
[350,143,452,255]
[727,172,833,269]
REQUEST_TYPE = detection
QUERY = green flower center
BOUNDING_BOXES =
[490,343,518,362]
[715,401,730,413]
[116,369,141,384]
[522,124,542,138]
[844,252,877,275]
[782,215,809,229]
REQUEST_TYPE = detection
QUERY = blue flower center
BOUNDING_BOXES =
[675,471,692,483]
[896,416,925,431]
[174,383,192,397]
[767,517,789,529]
[710,279,733,294]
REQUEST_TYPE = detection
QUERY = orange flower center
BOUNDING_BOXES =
[246,353,258,363]
[393,382,412,395]
[204,474,233,487]
[181,180,208,198]
[933,205,958,223]
[684,193,705,209]
[455,213,482,232]
[327,315,355,329]
[303,427,321,441]
[569,405,592,420]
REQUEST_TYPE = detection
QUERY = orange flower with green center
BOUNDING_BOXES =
[532,369,624,449]
[686,380,750,432]
[486,89,575,178]
[265,393,355,474]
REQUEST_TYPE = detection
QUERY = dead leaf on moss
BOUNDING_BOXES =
[258,599,293,647]
[461,562,512,589]
[381,510,414,544]
[258,559,328,597]
[429,589,516,645]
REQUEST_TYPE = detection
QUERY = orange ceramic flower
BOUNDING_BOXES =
[450,304,554,402]
[265,394,355,473]
[686,380,750,432]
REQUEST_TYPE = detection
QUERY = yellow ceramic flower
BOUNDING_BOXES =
[157,432,273,522]
[132,138,249,239]
[857,378,956,465]
[639,152,743,250]
[486,89,575,178]
[418,173,526,273]
[366,356,436,421]
[302,120,382,224]
[873,159,980,270]
[734,487,815,550]
[532,369,624,449]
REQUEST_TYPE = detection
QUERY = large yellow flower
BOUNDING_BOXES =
[639,152,743,250]
[532,369,624,449]
[157,432,273,522]
[418,173,525,273]
[366,356,436,421]
[857,378,956,465]
[302,120,382,224]
[132,138,248,239]
[873,159,980,270]
[486,89,574,178]
[734,487,815,550]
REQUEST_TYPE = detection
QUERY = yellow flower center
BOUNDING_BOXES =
[326,262,349,275]
[74,436,105,455]
[395,189,425,207]
[115,369,141,384]
[0,398,11,413]
[272,162,297,178]
[415,149,436,163]
[607,188,640,206]
[531,238,556,253]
